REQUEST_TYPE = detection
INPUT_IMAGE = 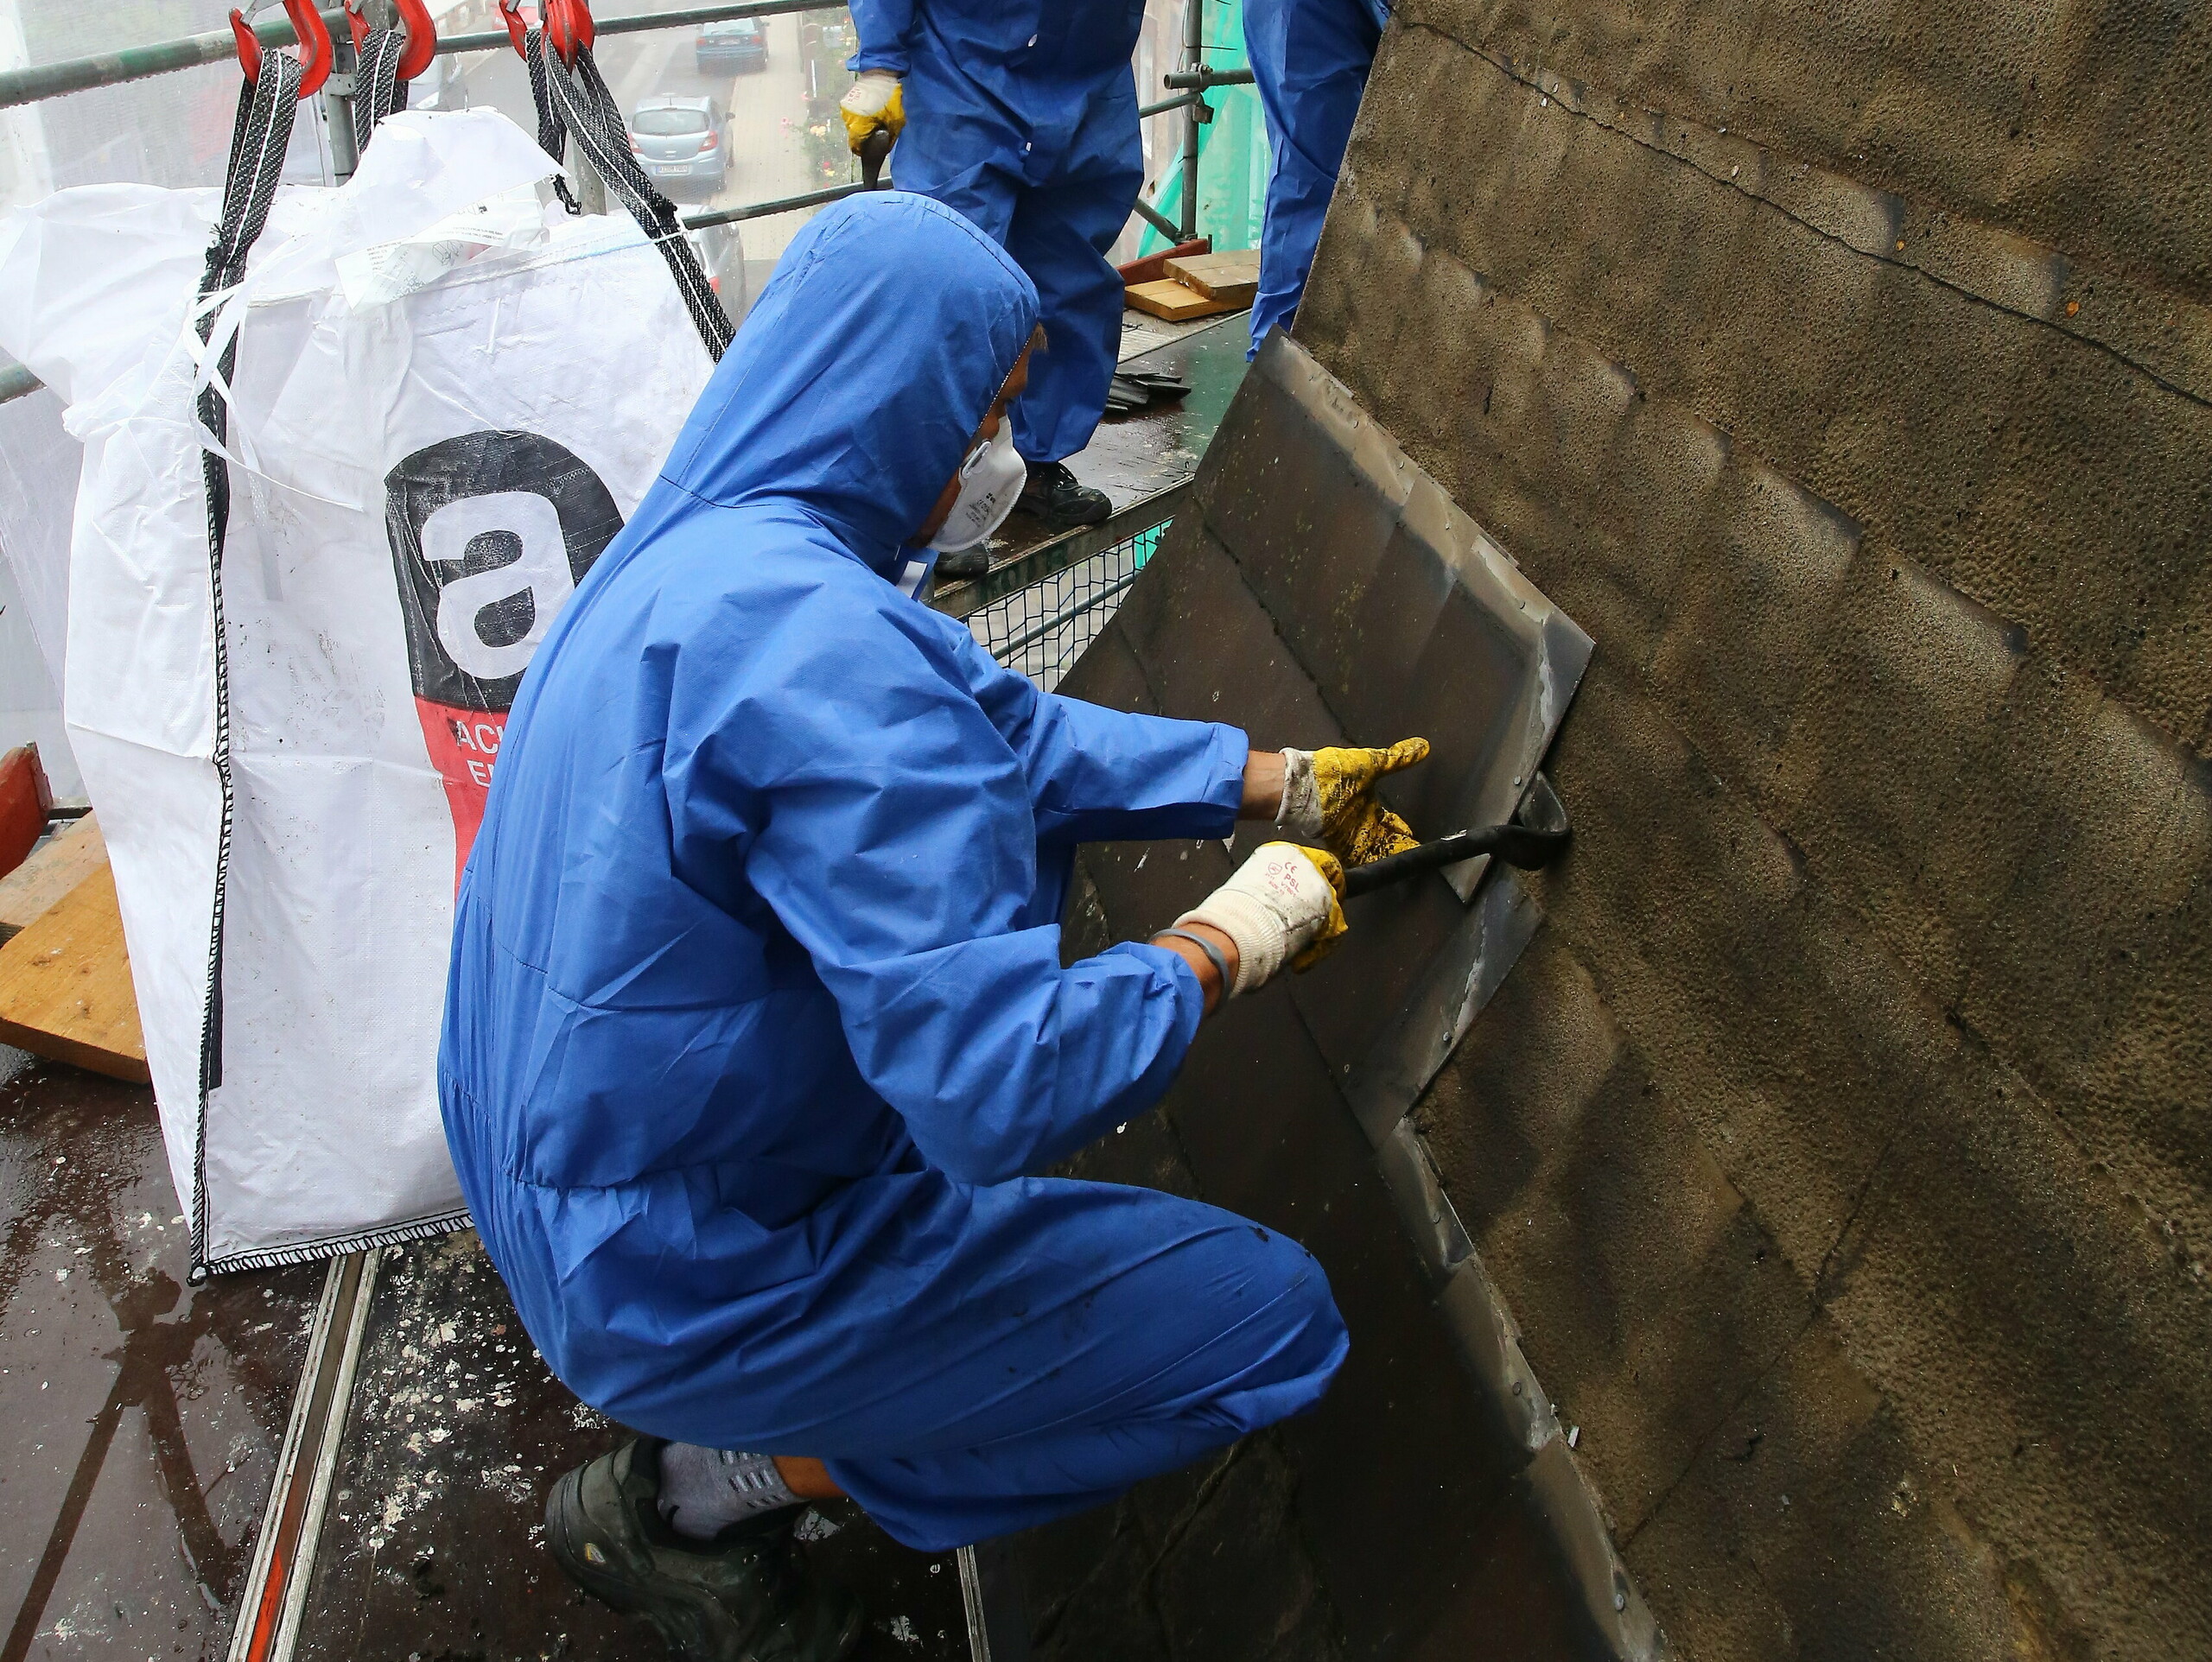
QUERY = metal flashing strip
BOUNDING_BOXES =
[1344,892,1670,1659]
[1343,870,1544,1145]
[1198,340,1655,1655]
[226,1248,381,1662]
[1222,336,1595,900]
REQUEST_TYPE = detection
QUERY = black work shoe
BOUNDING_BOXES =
[1019,461,1111,530]
[933,544,993,582]
[546,1438,864,1662]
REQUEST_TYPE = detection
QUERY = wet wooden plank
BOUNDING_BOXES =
[0,813,106,945]
[0,861,149,1083]
[1123,278,1237,321]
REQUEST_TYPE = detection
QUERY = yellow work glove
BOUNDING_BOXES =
[1172,843,1348,995]
[838,69,906,154]
[1277,738,1431,867]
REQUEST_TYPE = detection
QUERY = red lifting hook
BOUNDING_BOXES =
[342,0,438,79]
[230,0,334,97]
[544,0,594,68]
[497,0,530,57]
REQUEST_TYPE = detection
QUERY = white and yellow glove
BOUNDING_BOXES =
[1276,739,1429,867]
[838,69,906,153]
[1173,842,1348,996]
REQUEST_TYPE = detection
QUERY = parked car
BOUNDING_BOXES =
[627,95,728,198]
[687,219,750,318]
[695,16,767,73]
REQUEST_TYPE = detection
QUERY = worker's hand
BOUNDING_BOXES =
[1173,842,1348,997]
[838,70,906,154]
[1278,739,1430,867]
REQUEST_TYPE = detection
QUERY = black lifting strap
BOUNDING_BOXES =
[193,52,301,1099]
[522,27,583,216]
[350,26,411,157]
[524,28,734,359]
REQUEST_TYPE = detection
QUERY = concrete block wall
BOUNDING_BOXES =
[1294,3,2212,1656]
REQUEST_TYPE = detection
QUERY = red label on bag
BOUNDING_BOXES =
[385,432,623,889]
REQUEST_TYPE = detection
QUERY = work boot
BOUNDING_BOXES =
[546,1438,865,1662]
[1019,460,1111,530]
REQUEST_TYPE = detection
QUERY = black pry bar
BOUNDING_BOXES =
[1343,771,1571,897]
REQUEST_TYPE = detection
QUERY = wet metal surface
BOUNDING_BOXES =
[0,1046,321,1661]
[1343,872,1546,1147]
[1206,335,1595,901]
[296,1229,972,1662]
[1015,335,1630,1655]
[986,316,1253,567]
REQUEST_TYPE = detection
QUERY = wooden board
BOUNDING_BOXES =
[1117,236,1210,287]
[1163,248,1262,303]
[0,743,51,879]
[0,858,149,1082]
[1124,278,1239,321]
[0,813,106,945]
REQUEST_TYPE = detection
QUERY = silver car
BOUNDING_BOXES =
[627,95,728,198]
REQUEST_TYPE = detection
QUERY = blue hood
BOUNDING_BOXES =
[656,191,1039,573]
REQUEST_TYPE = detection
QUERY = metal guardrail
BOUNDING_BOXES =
[948,485,1187,692]
[0,0,1244,405]
[0,0,837,110]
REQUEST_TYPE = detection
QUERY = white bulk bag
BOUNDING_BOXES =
[0,109,716,1272]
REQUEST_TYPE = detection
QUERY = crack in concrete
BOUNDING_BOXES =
[1395,16,2212,416]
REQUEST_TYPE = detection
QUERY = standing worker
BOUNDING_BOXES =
[1243,0,1390,355]
[438,191,1432,1659]
[837,0,1142,532]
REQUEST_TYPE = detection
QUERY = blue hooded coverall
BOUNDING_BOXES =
[438,193,1348,1554]
[1243,0,1390,355]
[846,0,1143,467]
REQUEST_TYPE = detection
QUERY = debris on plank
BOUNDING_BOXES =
[1163,247,1261,303]
[1125,276,1241,321]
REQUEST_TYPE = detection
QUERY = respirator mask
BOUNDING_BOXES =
[928,424,1027,553]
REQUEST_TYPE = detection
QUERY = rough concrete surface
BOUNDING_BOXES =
[1288,3,2212,1656]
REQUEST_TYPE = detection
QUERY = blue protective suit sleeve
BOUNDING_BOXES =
[847,0,916,73]
[666,579,1215,1186]
[950,627,1248,841]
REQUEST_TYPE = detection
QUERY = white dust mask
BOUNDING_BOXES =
[928,423,1027,553]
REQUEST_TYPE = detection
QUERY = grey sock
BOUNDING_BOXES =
[656,1443,802,1539]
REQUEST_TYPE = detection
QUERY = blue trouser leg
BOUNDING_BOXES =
[888,79,1141,466]
[1244,0,1388,355]
[820,1179,1349,1551]
[999,159,1141,464]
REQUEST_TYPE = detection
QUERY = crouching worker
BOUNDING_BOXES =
[436,190,1431,1660]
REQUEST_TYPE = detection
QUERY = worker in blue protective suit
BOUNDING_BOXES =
[1243,0,1391,356]
[437,190,1433,1661]
[836,0,1143,536]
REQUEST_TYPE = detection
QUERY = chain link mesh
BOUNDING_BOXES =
[969,517,1172,688]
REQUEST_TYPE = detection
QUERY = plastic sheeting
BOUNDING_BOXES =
[0,108,715,1271]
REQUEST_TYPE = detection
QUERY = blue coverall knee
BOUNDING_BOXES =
[1243,0,1390,355]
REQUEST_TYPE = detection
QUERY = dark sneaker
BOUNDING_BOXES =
[1019,461,1111,530]
[546,1438,864,1662]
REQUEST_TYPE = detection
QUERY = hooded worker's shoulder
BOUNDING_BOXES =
[633,514,976,751]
